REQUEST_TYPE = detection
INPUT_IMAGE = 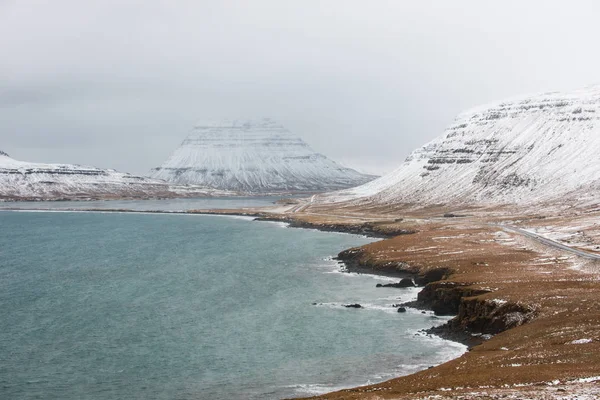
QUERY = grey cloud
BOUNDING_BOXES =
[1,0,600,175]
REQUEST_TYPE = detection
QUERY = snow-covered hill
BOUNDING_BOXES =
[316,85,600,207]
[0,151,227,201]
[149,118,376,193]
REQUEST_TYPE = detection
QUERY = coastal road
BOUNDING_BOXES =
[501,225,600,261]
[290,195,316,213]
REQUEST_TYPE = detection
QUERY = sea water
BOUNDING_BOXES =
[0,209,464,400]
[0,196,283,212]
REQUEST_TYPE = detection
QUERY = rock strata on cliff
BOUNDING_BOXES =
[149,118,375,193]
[318,85,600,207]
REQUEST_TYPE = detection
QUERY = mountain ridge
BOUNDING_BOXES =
[0,152,229,201]
[315,85,600,208]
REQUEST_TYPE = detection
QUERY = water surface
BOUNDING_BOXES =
[0,196,283,212]
[0,210,464,399]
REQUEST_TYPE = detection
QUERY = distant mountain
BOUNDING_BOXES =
[316,85,600,207]
[149,118,376,193]
[0,151,228,201]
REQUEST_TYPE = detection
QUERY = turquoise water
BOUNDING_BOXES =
[0,210,464,399]
[0,196,282,212]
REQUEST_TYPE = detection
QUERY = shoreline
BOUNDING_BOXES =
[0,206,476,372]
[5,205,600,398]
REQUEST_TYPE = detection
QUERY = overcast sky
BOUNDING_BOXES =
[2,0,600,175]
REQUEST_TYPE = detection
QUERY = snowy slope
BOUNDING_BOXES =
[316,85,600,207]
[149,118,376,193]
[0,151,227,201]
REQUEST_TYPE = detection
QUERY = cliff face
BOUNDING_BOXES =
[149,118,376,193]
[318,86,600,207]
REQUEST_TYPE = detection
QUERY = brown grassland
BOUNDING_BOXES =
[198,201,600,399]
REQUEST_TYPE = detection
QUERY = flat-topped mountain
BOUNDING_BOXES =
[0,151,227,201]
[149,118,376,193]
[317,85,600,207]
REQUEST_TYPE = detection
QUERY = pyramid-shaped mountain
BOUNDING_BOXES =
[149,119,376,193]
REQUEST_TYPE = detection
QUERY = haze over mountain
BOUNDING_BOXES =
[149,119,375,193]
[316,85,600,208]
[4,2,600,176]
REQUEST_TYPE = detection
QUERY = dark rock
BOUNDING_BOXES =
[376,278,415,288]
[343,303,363,309]
[426,324,485,348]
[443,213,465,218]
[397,307,407,313]
[417,281,492,316]
[399,278,416,287]
[414,268,452,286]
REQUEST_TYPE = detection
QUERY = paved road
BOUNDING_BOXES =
[501,225,600,261]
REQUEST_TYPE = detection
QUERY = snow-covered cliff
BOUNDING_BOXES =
[0,152,226,201]
[317,86,600,207]
[149,119,376,193]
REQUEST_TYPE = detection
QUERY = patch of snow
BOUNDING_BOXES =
[570,338,593,344]
[571,376,600,383]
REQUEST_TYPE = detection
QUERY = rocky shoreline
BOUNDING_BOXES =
[5,205,600,399]
[333,242,509,349]
[248,212,511,352]
[2,206,523,348]
[228,211,493,349]
[1,206,490,350]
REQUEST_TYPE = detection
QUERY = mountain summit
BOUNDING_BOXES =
[317,85,600,207]
[149,118,375,193]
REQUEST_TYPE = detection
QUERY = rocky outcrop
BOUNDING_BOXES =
[343,304,363,309]
[376,278,415,288]
[336,247,445,281]
[416,282,492,316]
[149,118,376,193]
[452,297,538,334]
[336,244,538,339]
[412,280,538,343]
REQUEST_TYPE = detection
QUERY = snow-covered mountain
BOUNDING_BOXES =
[0,151,227,201]
[316,85,600,207]
[149,118,376,193]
